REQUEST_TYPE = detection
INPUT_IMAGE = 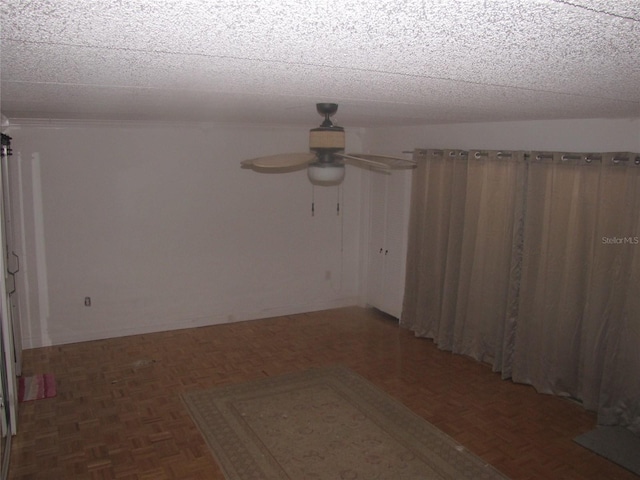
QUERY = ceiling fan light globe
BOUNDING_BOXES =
[307,163,345,186]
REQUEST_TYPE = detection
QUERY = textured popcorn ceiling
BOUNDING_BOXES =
[1,0,639,127]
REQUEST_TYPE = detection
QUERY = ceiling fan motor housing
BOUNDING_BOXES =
[309,126,345,153]
[309,102,345,159]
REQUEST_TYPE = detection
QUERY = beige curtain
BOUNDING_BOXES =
[402,149,640,434]
[401,149,526,368]
[512,152,640,433]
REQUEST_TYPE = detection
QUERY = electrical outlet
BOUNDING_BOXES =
[84,297,91,307]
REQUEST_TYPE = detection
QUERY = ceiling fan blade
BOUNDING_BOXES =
[241,152,316,169]
[336,153,392,170]
[344,153,417,169]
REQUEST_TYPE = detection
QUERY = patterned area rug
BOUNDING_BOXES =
[182,366,509,479]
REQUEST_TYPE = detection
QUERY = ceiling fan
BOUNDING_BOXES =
[241,103,416,186]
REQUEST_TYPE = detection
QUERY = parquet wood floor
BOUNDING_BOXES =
[8,307,637,479]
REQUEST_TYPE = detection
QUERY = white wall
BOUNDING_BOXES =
[8,116,640,348]
[364,117,640,153]
[8,122,365,347]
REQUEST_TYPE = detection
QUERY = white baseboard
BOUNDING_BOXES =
[21,297,360,348]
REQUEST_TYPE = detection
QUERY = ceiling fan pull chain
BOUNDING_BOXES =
[337,186,341,216]
[311,185,315,217]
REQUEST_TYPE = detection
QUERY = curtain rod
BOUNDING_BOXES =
[411,149,640,165]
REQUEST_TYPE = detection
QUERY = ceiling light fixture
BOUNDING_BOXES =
[307,162,345,186]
